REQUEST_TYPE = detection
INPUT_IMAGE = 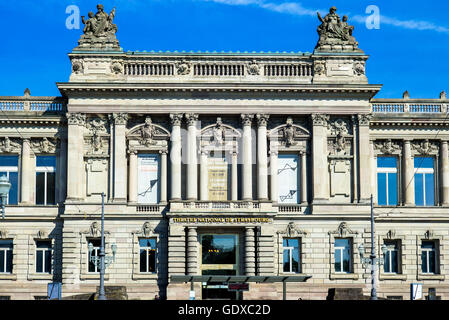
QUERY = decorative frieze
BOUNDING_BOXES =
[31,137,57,154]
[0,137,21,153]
[311,114,329,126]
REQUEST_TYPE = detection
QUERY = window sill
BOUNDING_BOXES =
[0,274,17,280]
[330,273,359,280]
[417,274,445,281]
[28,274,53,281]
[80,274,110,280]
[132,273,158,280]
[379,274,407,281]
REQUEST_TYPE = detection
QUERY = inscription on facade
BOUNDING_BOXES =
[172,217,271,224]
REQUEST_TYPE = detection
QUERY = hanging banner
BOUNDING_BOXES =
[138,154,160,204]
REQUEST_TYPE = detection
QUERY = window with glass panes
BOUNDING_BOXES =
[139,238,157,273]
[414,157,435,206]
[0,156,18,205]
[0,240,13,273]
[334,238,351,273]
[377,157,398,206]
[283,238,300,273]
[36,156,56,205]
[383,240,399,274]
[88,239,100,273]
[35,240,52,274]
[421,241,437,274]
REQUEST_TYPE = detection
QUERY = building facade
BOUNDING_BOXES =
[0,5,448,300]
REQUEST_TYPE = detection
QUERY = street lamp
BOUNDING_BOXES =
[0,175,12,219]
[357,194,387,300]
[88,192,117,300]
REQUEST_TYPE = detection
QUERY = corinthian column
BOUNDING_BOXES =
[441,140,449,205]
[358,114,373,203]
[112,113,128,202]
[66,113,85,201]
[256,114,269,200]
[128,150,138,203]
[241,114,254,200]
[185,113,199,200]
[311,114,329,203]
[200,150,208,201]
[170,114,183,200]
[403,139,415,206]
[20,139,32,204]
[270,150,278,202]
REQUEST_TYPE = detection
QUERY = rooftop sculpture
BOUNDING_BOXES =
[315,7,362,53]
[75,4,120,51]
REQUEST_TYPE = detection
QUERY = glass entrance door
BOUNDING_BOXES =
[200,234,239,300]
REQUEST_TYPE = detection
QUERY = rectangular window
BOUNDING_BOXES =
[137,154,160,204]
[0,155,19,205]
[88,239,101,273]
[414,157,435,206]
[334,238,351,273]
[0,240,13,273]
[277,154,300,204]
[383,240,399,274]
[421,241,437,274]
[377,157,398,205]
[139,238,157,273]
[36,156,56,205]
[36,240,52,274]
[283,238,300,273]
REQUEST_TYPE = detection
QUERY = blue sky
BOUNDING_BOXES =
[0,0,448,98]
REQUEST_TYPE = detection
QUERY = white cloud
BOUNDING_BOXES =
[203,0,449,35]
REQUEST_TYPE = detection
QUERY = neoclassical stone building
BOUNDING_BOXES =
[0,5,448,300]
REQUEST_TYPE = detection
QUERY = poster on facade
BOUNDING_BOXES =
[208,156,228,201]
[277,154,299,203]
[138,154,159,204]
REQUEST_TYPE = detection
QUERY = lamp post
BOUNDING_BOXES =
[358,194,387,300]
[88,192,117,300]
[0,175,12,219]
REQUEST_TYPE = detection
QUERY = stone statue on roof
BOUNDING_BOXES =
[315,7,362,52]
[75,4,120,51]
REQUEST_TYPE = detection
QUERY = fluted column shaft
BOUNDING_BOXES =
[403,140,415,205]
[241,114,254,200]
[187,227,198,275]
[170,114,183,200]
[257,114,269,200]
[231,151,238,201]
[186,113,198,200]
[20,139,32,204]
[160,150,168,203]
[128,150,138,203]
[200,150,208,201]
[245,227,256,276]
[66,113,85,200]
[113,113,128,201]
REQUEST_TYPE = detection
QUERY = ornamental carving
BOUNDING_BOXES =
[328,134,351,156]
[247,60,260,75]
[176,60,191,75]
[36,230,48,239]
[256,114,269,127]
[241,114,254,126]
[314,61,326,76]
[134,222,154,238]
[316,7,361,52]
[72,59,84,74]
[112,113,128,125]
[32,138,57,154]
[311,114,329,126]
[201,118,241,150]
[277,222,307,237]
[0,137,21,153]
[412,140,439,155]
[357,114,372,126]
[374,140,402,155]
[67,113,86,126]
[86,118,108,154]
[139,117,157,147]
[354,62,365,76]
[170,113,183,126]
[328,118,350,136]
[329,222,358,237]
[81,222,110,238]
[0,229,8,239]
[213,118,225,146]
[111,61,123,74]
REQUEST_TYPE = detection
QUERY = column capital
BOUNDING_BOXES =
[127,148,138,155]
[159,149,168,155]
[269,150,278,156]
[185,113,199,126]
[357,113,373,126]
[311,113,329,126]
[241,114,254,126]
[111,112,128,125]
[169,113,183,126]
[256,114,270,127]
[66,112,86,126]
